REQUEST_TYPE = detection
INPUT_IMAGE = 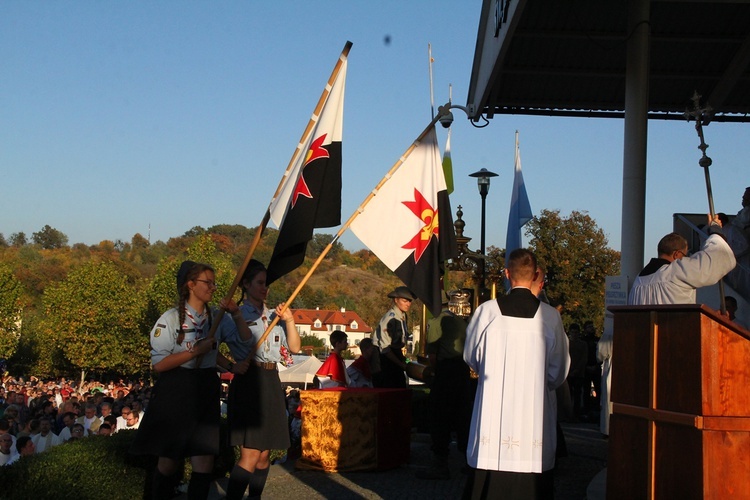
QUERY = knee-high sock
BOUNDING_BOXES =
[225,464,253,500]
[152,469,179,499]
[188,471,213,500]
[246,466,270,499]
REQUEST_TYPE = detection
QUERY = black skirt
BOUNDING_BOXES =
[228,363,290,451]
[131,367,220,459]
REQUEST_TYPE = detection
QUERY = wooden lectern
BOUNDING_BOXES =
[608,304,750,499]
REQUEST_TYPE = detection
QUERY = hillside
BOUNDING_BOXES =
[301,265,406,327]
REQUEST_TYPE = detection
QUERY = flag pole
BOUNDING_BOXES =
[428,43,435,120]
[203,41,353,342]
[423,43,436,357]
[252,104,453,351]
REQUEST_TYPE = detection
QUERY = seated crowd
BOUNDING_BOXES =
[0,374,149,466]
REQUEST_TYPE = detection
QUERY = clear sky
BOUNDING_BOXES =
[2,2,748,262]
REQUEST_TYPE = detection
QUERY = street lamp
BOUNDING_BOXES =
[469,168,498,294]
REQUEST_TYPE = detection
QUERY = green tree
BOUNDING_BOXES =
[526,209,620,332]
[9,232,27,247]
[32,225,69,249]
[183,226,206,238]
[0,233,7,248]
[142,235,237,333]
[39,259,149,377]
[306,233,343,260]
[0,266,23,359]
[300,334,325,347]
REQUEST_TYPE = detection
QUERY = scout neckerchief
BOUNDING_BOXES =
[185,307,207,338]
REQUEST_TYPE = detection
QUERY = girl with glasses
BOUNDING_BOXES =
[131,261,251,499]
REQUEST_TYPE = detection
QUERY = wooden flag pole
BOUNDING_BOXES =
[252,104,452,352]
[202,41,353,343]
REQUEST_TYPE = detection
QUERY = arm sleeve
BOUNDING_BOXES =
[463,305,489,373]
[673,234,736,289]
[150,313,179,366]
[544,307,570,391]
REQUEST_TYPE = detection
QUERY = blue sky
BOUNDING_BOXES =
[2,2,748,261]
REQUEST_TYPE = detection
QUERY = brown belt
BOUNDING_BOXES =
[254,361,277,370]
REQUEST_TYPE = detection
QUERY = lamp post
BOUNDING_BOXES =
[469,168,498,294]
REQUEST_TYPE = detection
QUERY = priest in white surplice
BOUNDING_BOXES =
[463,249,570,499]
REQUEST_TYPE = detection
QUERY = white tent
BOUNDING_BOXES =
[278,356,323,389]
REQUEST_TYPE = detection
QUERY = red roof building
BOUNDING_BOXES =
[291,307,372,348]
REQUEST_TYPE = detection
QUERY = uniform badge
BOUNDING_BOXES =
[154,328,161,338]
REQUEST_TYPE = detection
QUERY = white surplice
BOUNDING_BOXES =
[464,300,569,473]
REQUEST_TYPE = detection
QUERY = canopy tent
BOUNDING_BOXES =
[278,356,323,389]
[467,0,750,282]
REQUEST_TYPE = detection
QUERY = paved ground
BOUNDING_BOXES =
[207,421,608,499]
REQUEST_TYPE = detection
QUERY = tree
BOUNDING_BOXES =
[9,232,27,247]
[300,334,325,348]
[0,233,7,248]
[142,235,237,332]
[306,233,343,260]
[131,233,150,249]
[39,260,149,376]
[183,226,206,238]
[206,224,254,245]
[31,225,69,249]
[526,209,620,332]
[0,266,23,359]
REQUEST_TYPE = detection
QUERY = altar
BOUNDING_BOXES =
[297,387,412,472]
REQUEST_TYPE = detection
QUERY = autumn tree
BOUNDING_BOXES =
[0,266,23,359]
[32,225,69,249]
[207,224,254,246]
[39,259,149,377]
[526,209,620,332]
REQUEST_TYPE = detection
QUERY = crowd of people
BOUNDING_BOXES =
[4,200,744,500]
[0,374,150,465]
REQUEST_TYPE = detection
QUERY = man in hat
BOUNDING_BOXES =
[371,286,415,388]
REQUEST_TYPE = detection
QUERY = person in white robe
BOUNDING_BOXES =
[616,217,735,440]
[463,249,570,499]
[628,216,735,306]
[31,417,61,453]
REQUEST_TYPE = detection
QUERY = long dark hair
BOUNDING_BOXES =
[176,261,215,345]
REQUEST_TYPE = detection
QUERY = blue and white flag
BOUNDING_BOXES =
[505,131,533,257]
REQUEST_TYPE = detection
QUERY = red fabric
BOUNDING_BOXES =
[316,352,347,385]
[349,355,372,379]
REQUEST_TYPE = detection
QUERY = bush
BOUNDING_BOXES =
[0,431,146,499]
[0,422,239,500]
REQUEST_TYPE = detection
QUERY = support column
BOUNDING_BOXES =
[620,0,651,284]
